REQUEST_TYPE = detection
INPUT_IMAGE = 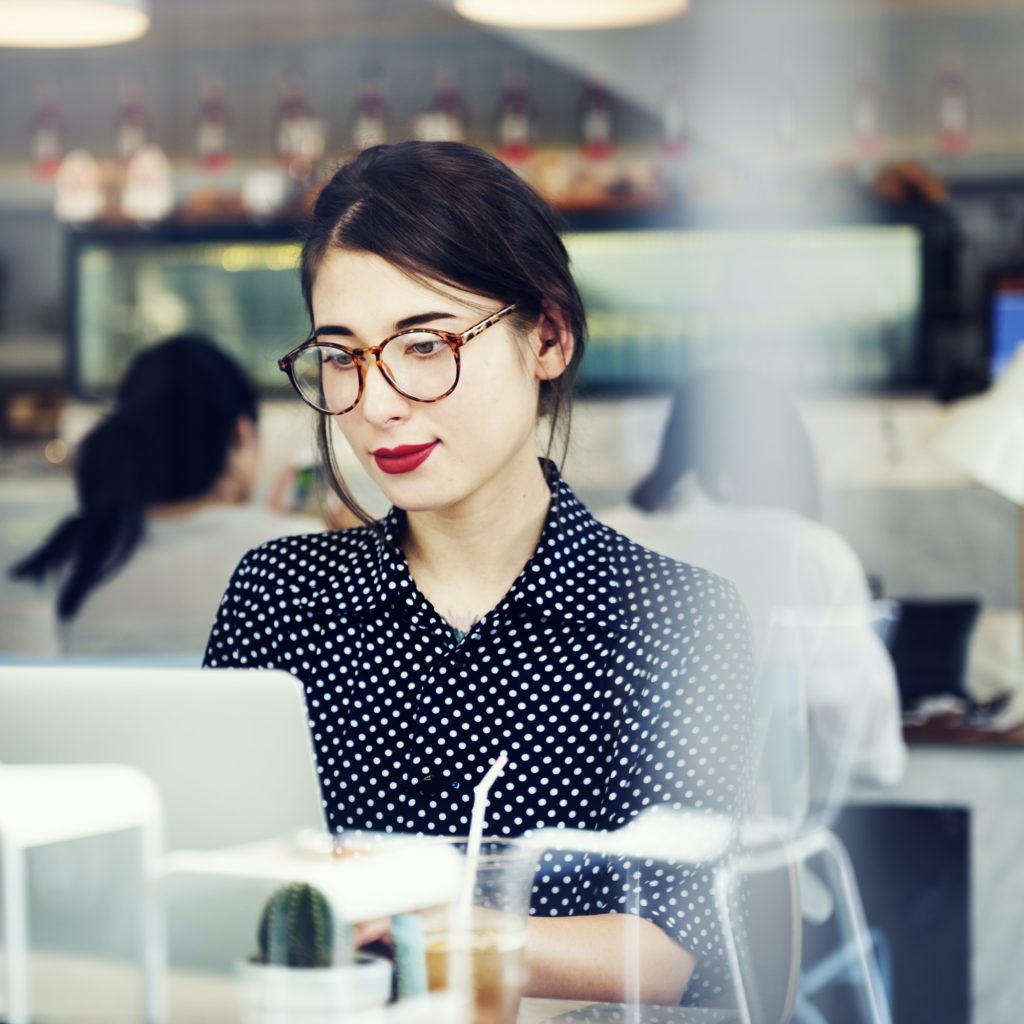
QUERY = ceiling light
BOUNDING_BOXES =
[454,0,688,29]
[0,0,150,48]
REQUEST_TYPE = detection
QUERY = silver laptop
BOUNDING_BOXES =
[0,665,326,967]
[0,665,325,850]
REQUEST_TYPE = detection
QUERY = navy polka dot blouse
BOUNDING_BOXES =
[204,464,754,1004]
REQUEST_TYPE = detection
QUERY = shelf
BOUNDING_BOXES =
[0,175,56,214]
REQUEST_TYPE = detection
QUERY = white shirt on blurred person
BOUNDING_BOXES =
[601,484,907,800]
[58,504,320,657]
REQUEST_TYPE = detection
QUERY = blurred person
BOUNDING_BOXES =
[11,332,321,656]
[205,141,755,1007]
[601,367,907,799]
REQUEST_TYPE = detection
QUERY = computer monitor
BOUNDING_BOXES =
[990,288,1024,378]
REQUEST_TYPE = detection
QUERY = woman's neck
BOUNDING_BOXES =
[402,456,551,630]
[147,455,255,521]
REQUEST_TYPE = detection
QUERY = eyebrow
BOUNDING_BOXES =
[313,311,458,340]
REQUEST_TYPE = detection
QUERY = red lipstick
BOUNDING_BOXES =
[371,441,439,475]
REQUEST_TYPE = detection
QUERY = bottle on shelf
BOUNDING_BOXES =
[195,78,232,172]
[853,55,883,160]
[659,65,687,160]
[31,87,65,180]
[655,62,688,203]
[115,81,150,163]
[54,149,105,222]
[935,48,971,155]
[776,80,799,157]
[496,61,535,164]
[579,80,615,161]
[273,76,326,179]
[413,64,467,143]
[351,64,389,153]
[121,144,174,223]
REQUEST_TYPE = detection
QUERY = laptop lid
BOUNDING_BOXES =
[0,666,325,851]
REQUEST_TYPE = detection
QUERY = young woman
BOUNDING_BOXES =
[204,142,753,1007]
[12,333,314,655]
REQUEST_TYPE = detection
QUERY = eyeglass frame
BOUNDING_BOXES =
[278,302,520,415]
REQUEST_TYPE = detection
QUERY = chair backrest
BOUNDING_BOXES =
[752,600,899,835]
[751,610,811,829]
[716,831,803,1024]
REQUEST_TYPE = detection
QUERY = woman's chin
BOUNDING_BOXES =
[371,471,455,514]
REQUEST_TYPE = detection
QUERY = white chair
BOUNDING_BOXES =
[716,601,896,1024]
[519,603,894,1021]
[716,823,888,1024]
[0,763,167,1024]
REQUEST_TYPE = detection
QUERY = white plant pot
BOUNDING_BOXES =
[237,953,392,1024]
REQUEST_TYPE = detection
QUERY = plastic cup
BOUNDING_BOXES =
[422,838,538,1024]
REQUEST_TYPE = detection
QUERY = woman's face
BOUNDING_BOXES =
[309,248,555,515]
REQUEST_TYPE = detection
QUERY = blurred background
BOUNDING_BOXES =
[5,0,1024,611]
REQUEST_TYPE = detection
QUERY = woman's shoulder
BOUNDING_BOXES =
[596,517,749,623]
[597,502,734,583]
[243,521,380,557]
[222,523,384,608]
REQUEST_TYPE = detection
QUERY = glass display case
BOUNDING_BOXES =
[67,220,922,399]
[68,224,306,398]
[565,224,923,393]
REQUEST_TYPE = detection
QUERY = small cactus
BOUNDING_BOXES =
[256,882,334,968]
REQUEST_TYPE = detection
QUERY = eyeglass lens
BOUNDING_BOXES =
[291,332,458,413]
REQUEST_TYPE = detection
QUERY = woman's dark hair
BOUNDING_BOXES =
[299,141,588,525]
[10,333,258,620]
[630,367,822,521]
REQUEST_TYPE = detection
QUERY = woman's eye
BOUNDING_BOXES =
[403,335,446,357]
[322,349,356,369]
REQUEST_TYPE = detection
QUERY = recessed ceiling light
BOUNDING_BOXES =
[0,0,150,48]
[454,0,688,29]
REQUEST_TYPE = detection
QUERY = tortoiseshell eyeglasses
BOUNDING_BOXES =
[278,304,518,415]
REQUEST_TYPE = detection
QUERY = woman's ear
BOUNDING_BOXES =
[533,301,575,382]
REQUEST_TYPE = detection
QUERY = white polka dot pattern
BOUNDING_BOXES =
[204,465,754,1005]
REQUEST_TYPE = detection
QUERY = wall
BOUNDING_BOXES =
[565,394,1019,610]
[503,4,1024,168]
[0,14,660,346]
[0,21,657,169]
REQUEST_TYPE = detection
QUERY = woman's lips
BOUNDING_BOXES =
[371,441,439,475]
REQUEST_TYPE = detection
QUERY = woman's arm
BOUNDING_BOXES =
[351,909,693,1004]
[524,913,695,1006]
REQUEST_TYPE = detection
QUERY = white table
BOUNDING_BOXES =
[1,952,727,1023]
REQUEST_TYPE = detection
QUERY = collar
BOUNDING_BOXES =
[364,461,632,633]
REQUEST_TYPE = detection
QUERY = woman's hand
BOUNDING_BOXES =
[353,916,393,948]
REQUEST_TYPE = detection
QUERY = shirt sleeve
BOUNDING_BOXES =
[599,571,756,1004]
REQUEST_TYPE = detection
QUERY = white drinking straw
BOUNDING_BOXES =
[458,751,508,927]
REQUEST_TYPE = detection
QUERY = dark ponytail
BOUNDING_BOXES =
[10,333,258,620]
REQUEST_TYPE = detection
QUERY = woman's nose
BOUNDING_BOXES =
[358,357,409,425]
